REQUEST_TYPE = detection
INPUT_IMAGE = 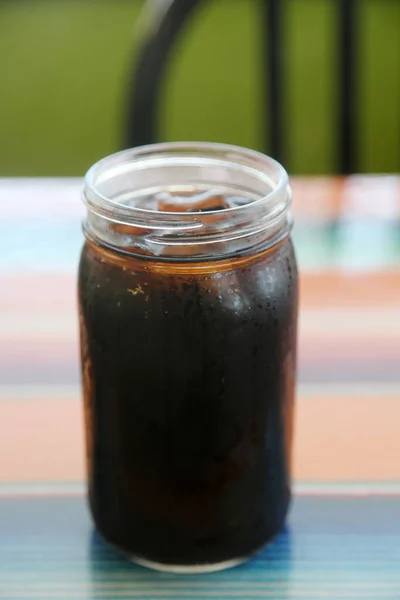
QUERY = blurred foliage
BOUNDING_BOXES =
[0,0,399,176]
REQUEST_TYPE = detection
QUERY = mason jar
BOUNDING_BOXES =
[78,142,298,573]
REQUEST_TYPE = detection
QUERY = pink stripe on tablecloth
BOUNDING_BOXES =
[2,271,400,312]
[0,274,77,313]
[1,395,399,483]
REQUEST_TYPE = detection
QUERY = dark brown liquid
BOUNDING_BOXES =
[78,237,298,566]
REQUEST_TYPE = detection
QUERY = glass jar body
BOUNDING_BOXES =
[78,234,298,572]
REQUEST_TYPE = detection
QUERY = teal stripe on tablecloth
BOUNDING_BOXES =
[1,220,400,273]
[1,176,400,272]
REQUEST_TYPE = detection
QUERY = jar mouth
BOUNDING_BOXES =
[85,141,288,216]
[83,142,292,259]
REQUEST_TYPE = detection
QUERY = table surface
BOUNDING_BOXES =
[1,176,400,599]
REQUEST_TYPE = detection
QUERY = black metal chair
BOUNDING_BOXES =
[126,0,357,174]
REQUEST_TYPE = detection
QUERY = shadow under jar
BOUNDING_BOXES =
[78,142,298,573]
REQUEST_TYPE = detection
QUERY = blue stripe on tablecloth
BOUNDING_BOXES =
[0,497,399,599]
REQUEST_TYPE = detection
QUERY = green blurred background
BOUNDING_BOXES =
[0,0,399,176]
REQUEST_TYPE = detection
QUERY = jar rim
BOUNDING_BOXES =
[84,141,289,217]
[82,142,292,259]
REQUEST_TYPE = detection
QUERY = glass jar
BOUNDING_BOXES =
[79,142,298,573]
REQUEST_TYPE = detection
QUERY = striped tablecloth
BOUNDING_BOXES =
[1,176,399,599]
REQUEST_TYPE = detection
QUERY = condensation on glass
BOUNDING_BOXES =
[78,142,298,573]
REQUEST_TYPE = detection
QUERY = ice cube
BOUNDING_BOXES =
[157,190,226,213]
